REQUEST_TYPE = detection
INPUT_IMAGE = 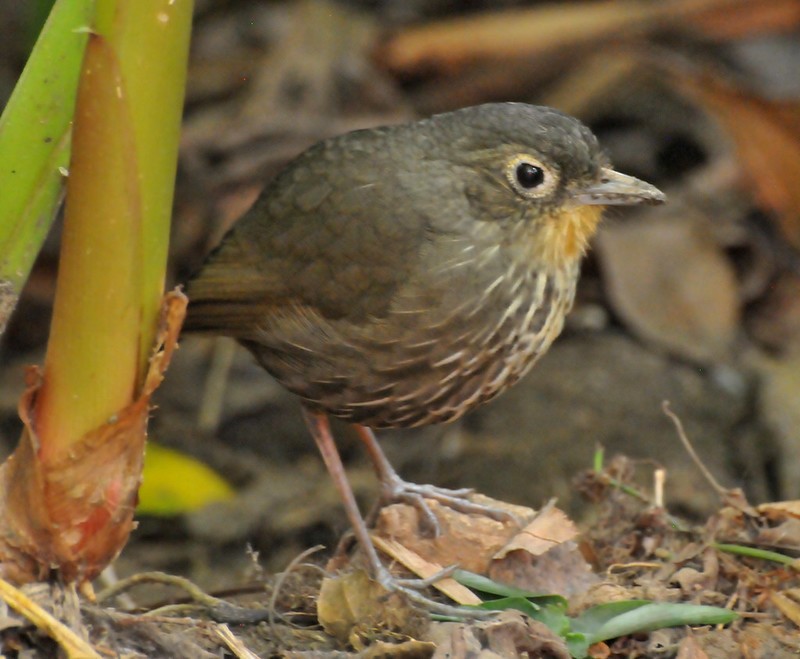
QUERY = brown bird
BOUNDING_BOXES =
[184,103,665,611]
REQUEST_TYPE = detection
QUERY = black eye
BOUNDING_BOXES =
[515,162,545,189]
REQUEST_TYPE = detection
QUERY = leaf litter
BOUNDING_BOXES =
[3,0,800,656]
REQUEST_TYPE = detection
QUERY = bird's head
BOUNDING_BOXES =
[429,103,665,270]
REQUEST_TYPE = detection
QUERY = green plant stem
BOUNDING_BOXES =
[35,0,192,458]
[0,0,92,296]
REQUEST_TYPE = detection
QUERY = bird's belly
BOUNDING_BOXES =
[251,268,577,428]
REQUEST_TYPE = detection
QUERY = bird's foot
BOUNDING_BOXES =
[379,472,524,536]
[373,564,491,618]
[355,424,525,534]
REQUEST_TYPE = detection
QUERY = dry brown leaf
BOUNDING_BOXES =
[371,535,482,606]
[487,503,595,596]
[755,519,800,549]
[0,578,100,659]
[428,610,571,659]
[747,274,800,352]
[672,547,719,595]
[770,590,800,627]
[758,500,800,521]
[489,541,597,598]
[596,211,739,362]
[494,504,578,559]
[676,634,710,659]
[373,496,533,575]
[363,639,436,659]
[588,642,611,658]
[675,75,800,249]
[689,0,800,39]
[757,353,800,498]
[379,0,797,75]
[0,291,186,584]
[317,572,372,643]
[380,0,654,73]
[317,571,427,650]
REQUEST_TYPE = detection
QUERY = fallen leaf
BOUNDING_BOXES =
[363,639,436,658]
[688,0,800,40]
[371,535,482,606]
[596,210,739,362]
[0,291,186,584]
[675,74,800,249]
[317,570,427,650]
[747,274,800,352]
[428,610,571,659]
[489,542,598,599]
[757,352,800,498]
[488,504,596,597]
[770,590,800,627]
[379,0,800,75]
[756,518,800,549]
[373,495,532,575]
[379,0,648,74]
[494,504,578,559]
[757,500,800,520]
[676,633,710,659]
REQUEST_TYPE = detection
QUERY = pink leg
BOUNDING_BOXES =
[300,406,483,616]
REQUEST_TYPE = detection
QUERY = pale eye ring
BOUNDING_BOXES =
[505,155,557,198]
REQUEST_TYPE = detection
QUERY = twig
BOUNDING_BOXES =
[97,565,137,611]
[663,401,756,516]
[96,571,271,624]
[215,623,260,659]
[0,577,100,659]
[662,401,727,495]
[268,544,327,636]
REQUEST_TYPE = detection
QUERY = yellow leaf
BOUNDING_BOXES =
[138,442,234,516]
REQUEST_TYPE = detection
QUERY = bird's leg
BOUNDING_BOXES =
[353,424,523,535]
[300,407,485,616]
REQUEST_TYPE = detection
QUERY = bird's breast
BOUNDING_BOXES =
[249,249,580,429]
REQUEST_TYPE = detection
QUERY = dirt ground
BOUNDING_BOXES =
[2,1,800,657]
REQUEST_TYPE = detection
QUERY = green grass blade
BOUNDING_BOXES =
[714,542,797,566]
[575,601,737,645]
[454,569,559,599]
[0,0,93,299]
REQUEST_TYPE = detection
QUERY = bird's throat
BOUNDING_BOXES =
[536,204,603,270]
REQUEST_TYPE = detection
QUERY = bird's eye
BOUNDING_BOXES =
[515,162,544,189]
[505,155,557,198]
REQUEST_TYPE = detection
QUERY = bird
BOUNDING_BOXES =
[184,102,665,612]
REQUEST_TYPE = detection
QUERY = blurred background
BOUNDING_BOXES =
[1,0,799,589]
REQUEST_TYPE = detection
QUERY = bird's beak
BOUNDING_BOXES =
[572,168,666,206]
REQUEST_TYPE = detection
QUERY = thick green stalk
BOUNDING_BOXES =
[36,0,193,457]
[96,1,193,380]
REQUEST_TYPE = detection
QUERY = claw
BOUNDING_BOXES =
[394,563,459,588]
[356,424,525,535]
[374,565,493,619]
[381,475,524,534]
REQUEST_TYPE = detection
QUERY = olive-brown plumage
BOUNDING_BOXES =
[185,103,664,611]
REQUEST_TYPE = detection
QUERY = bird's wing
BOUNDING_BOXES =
[184,132,435,339]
